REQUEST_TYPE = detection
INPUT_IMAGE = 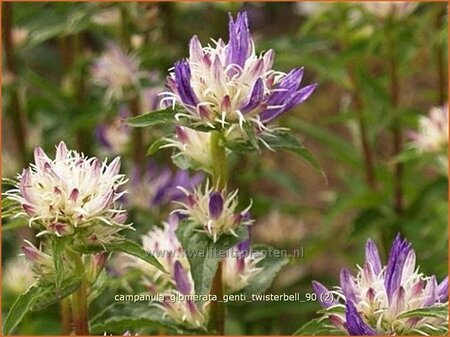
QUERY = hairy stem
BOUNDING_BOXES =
[2,2,28,166]
[71,253,89,335]
[208,131,228,334]
[61,297,72,335]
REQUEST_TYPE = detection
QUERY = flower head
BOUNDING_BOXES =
[174,181,253,242]
[91,43,140,100]
[6,142,129,239]
[3,256,34,294]
[96,107,131,154]
[162,12,316,139]
[222,236,263,293]
[410,105,448,153]
[313,235,448,335]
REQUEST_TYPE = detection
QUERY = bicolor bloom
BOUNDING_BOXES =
[222,237,263,293]
[127,161,203,211]
[410,105,448,153]
[162,126,215,173]
[91,43,140,100]
[362,2,419,19]
[6,142,129,238]
[161,261,207,329]
[161,12,316,140]
[312,235,448,335]
[174,181,253,242]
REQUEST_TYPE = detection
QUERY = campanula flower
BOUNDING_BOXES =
[5,142,129,239]
[174,180,253,242]
[162,12,316,140]
[312,235,448,335]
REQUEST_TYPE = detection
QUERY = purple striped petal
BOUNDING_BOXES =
[365,239,382,275]
[422,276,438,307]
[437,276,448,302]
[340,268,359,304]
[345,301,376,335]
[174,260,191,295]
[226,12,251,68]
[312,281,337,308]
[189,35,204,63]
[174,60,198,107]
[209,192,223,219]
[241,78,264,113]
[34,146,51,170]
[384,234,411,303]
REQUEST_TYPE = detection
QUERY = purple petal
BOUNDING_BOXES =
[422,276,438,307]
[384,234,411,303]
[56,141,68,161]
[174,260,191,295]
[174,60,198,107]
[189,35,204,63]
[437,276,448,302]
[241,78,264,113]
[33,146,51,170]
[365,239,382,275]
[340,268,359,304]
[345,301,376,335]
[312,281,336,308]
[226,12,251,68]
[208,192,224,219]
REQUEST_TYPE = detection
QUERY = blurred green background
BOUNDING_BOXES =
[2,2,448,335]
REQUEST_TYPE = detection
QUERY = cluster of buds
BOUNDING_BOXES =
[174,181,253,242]
[222,237,263,293]
[5,142,130,242]
[313,235,448,335]
[162,12,316,142]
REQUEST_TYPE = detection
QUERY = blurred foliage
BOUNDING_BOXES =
[2,2,448,335]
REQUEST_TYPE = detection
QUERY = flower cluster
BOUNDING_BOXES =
[162,12,316,140]
[312,235,448,335]
[91,43,141,100]
[6,142,129,240]
[174,181,253,242]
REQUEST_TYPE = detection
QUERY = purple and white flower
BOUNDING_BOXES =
[6,142,129,238]
[313,235,448,335]
[410,105,448,154]
[21,240,62,279]
[174,180,253,242]
[222,236,263,293]
[91,43,141,100]
[161,12,316,139]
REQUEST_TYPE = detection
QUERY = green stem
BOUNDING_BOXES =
[71,253,89,335]
[208,131,227,334]
[61,296,72,335]
[210,131,228,190]
[129,96,146,172]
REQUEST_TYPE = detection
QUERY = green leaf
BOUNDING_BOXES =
[90,302,202,335]
[31,277,81,311]
[176,220,248,298]
[3,284,43,335]
[74,239,164,272]
[239,244,289,295]
[1,218,28,231]
[147,138,168,156]
[127,108,176,128]
[398,305,448,320]
[264,132,325,180]
[293,317,345,336]
[171,153,196,170]
[243,122,259,150]
[51,237,67,288]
